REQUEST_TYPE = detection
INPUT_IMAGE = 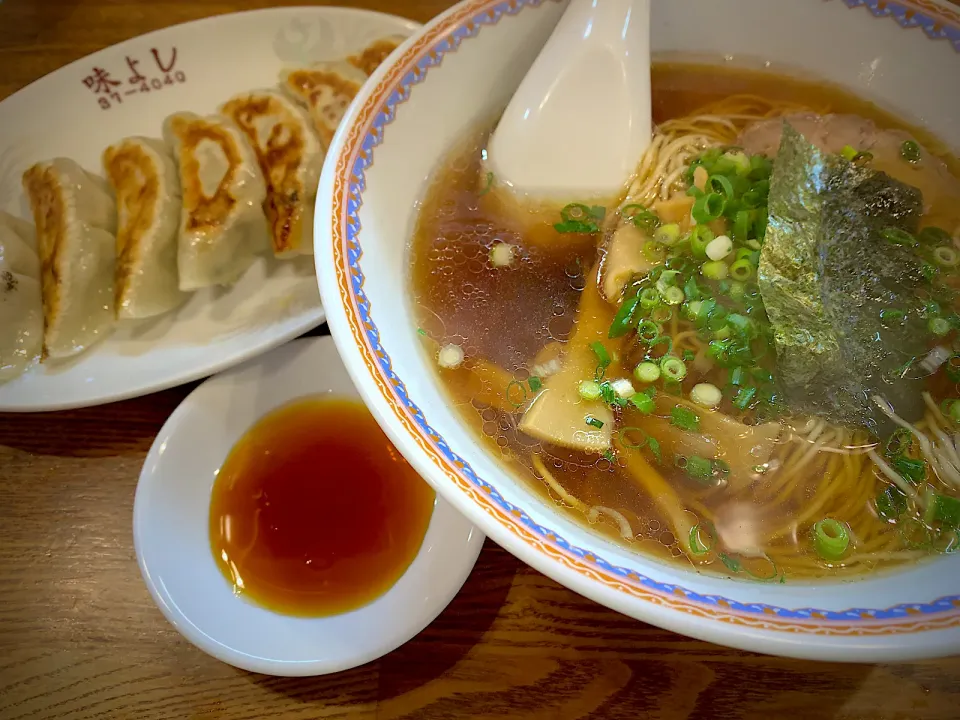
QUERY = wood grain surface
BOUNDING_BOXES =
[1,1,960,718]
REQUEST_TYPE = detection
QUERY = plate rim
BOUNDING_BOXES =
[0,5,423,412]
[132,335,485,676]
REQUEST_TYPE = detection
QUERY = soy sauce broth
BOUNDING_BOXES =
[209,396,435,617]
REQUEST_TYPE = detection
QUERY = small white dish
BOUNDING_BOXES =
[0,7,420,412]
[133,335,484,676]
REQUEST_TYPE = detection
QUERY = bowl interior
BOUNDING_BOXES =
[317,0,960,659]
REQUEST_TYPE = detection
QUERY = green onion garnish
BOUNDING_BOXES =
[900,139,921,163]
[647,436,662,462]
[733,385,757,410]
[930,317,952,337]
[683,349,695,362]
[733,209,751,243]
[621,203,660,232]
[919,226,951,244]
[639,287,660,310]
[479,171,494,195]
[933,246,959,268]
[651,306,673,325]
[812,518,851,561]
[700,260,728,280]
[585,415,604,429]
[683,276,702,301]
[660,355,687,382]
[590,342,611,369]
[692,192,725,224]
[708,174,734,199]
[416,327,426,336]
[891,456,925,484]
[608,295,641,339]
[931,493,960,528]
[554,203,604,234]
[670,405,700,432]
[685,454,714,483]
[663,286,685,306]
[689,522,716,555]
[637,319,660,343]
[634,361,661,384]
[506,380,527,408]
[840,145,858,162]
[876,485,907,521]
[688,225,714,260]
[728,258,754,282]
[654,223,682,246]
[629,392,655,414]
[527,376,542,392]
[946,354,960,382]
[942,399,960,424]
[579,380,601,401]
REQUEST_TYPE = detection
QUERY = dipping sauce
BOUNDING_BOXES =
[209,396,435,617]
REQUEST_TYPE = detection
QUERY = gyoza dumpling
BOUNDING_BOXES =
[103,137,185,319]
[0,212,42,380]
[347,35,407,75]
[162,112,269,290]
[22,159,116,360]
[220,90,325,257]
[280,61,368,148]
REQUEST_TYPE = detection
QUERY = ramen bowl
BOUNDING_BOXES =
[315,0,960,660]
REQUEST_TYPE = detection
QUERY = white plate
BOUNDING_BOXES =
[133,336,484,676]
[0,7,420,412]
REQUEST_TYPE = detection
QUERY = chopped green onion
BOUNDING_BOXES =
[688,226,714,260]
[654,223,682,246]
[660,355,687,382]
[727,313,756,339]
[651,306,673,324]
[929,317,952,336]
[608,295,641,339]
[882,227,917,247]
[733,210,751,243]
[841,145,858,162]
[812,518,851,561]
[618,427,647,449]
[629,392,655,414]
[891,456,925,484]
[689,522,716,555]
[416,327,426,336]
[733,385,757,410]
[685,455,714,483]
[946,354,960,382]
[489,242,515,267]
[528,376,543,392]
[705,234,733,261]
[642,240,666,263]
[663,286,685,306]
[728,258,754,282]
[637,320,660,343]
[876,485,907,521]
[729,366,747,386]
[479,171,494,195]
[602,448,616,463]
[634,361,661,384]
[692,192,725,224]
[933,246,959,268]
[683,349,696,362]
[701,260,728,280]
[901,139,921,163]
[930,493,960,528]
[505,380,527,407]
[591,342,611,369]
[585,415,604,429]
[622,203,660,232]
[670,405,700,432]
[942,398,960,424]
[639,287,661,310]
[683,276,702,301]
[708,174,735,198]
[690,382,722,408]
[724,150,751,175]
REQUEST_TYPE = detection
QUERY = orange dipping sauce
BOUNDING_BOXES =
[209,396,435,617]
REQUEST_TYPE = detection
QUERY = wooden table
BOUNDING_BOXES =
[2,1,959,717]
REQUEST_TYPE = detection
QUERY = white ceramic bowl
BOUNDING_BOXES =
[316,0,960,660]
[134,337,484,676]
